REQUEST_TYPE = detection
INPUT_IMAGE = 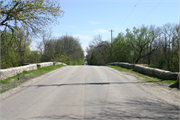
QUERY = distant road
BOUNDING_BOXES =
[1,66,179,120]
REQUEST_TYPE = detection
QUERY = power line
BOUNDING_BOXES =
[136,0,163,26]
[121,0,140,26]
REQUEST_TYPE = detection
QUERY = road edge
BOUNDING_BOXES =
[107,66,180,110]
[0,66,67,101]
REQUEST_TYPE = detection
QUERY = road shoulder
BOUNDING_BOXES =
[0,66,66,101]
[108,67,180,110]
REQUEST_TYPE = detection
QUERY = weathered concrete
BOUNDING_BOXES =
[0,64,37,80]
[134,64,178,80]
[62,63,67,65]
[53,62,62,65]
[0,62,67,80]
[37,62,53,68]
[53,62,67,66]
[107,62,178,80]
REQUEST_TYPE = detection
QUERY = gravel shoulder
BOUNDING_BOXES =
[109,67,180,110]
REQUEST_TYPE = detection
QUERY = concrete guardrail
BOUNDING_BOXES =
[107,62,179,82]
[37,62,53,68]
[53,62,67,66]
[0,64,37,80]
[0,62,67,80]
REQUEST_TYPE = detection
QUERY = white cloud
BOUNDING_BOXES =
[73,34,93,41]
[94,29,109,33]
[88,21,101,25]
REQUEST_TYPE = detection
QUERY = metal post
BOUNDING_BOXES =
[132,55,133,64]
[132,55,133,69]
[131,51,134,69]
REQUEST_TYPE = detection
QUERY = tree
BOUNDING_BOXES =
[85,23,179,72]
[125,27,158,64]
[152,23,179,71]
[160,23,176,71]
[1,30,18,68]
[25,51,41,63]
[110,32,129,62]
[36,33,84,65]
[1,27,31,68]
[11,27,31,66]
[86,35,110,65]
[0,0,64,44]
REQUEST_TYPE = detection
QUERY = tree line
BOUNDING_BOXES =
[86,23,180,72]
[1,0,84,69]
[1,28,84,69]
[37,32,84,65]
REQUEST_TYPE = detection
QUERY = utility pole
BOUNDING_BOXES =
[109,29,114,62]
[109,29,114,47]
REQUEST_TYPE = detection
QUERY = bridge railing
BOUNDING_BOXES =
[0,62,67,80]
[107,62,179,82]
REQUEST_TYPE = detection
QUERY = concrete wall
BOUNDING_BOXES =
[0,62,67,80]
[37,62,67,67]
[37,62,53,68]
[107,62,179,81]
[0,64,37,80]
[62,63,67,65]
[108,62,134,69]
[53,62,67,66]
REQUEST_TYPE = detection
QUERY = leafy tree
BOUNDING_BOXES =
[0,0,64,43]
[13,27,32,66]
[1,30,19,68]
[86,23,179,72]
[1,26,32,68]
[125,27,158,64]
[86,35,110,65]
[37,34,84,65]
[25,51,41,63]
[110,33,129,62]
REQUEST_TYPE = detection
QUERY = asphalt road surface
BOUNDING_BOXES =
[1,66,179,120]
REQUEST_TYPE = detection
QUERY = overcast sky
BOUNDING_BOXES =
[31,0,180,56]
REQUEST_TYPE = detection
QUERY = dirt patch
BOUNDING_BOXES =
[108,67,180,109]
[120,71,180,109]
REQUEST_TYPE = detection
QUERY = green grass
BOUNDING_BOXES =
[107,65,178,84]
[68,60,84,65]
[0,64,65,93]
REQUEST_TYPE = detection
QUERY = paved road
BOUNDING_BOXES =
[0,66,179,120]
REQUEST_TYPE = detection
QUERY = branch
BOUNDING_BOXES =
[1,23,15,46]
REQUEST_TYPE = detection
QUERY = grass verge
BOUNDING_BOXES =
[107,65,178,85]
[0,64,65,93]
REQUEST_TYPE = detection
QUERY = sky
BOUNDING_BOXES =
[31,0,180,56]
